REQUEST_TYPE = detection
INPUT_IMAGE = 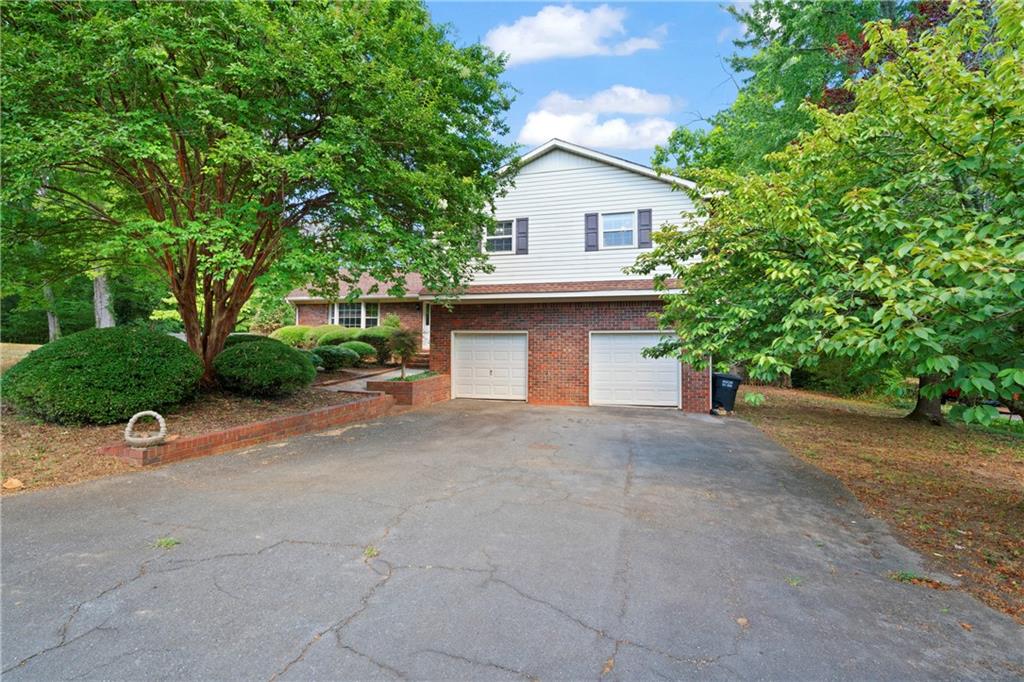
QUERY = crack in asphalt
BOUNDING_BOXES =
[338,643,407,679]
[418,647,537,680]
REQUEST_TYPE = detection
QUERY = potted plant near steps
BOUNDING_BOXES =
[387,328,421,379]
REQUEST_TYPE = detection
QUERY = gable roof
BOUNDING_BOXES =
[513,138,697,190]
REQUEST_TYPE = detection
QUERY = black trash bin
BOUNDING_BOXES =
[711,372,743,413]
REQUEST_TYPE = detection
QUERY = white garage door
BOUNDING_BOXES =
[590,333,680,407]
[452,333,528,400]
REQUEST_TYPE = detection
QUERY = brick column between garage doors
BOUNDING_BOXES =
[428,301,712,412]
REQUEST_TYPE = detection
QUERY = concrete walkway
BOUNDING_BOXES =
[2,401,1021,680]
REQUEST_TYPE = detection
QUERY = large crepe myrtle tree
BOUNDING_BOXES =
[631,0,1024,425]
[1,1,517,382]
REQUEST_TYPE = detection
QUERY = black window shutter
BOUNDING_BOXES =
[515,218,528,254]
[637,209,653,248]
[584,213,599,251]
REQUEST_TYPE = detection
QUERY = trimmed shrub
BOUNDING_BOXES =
[317,327,362,346]
[356,327,396,364]
[313,345,360,370]
[224,333,272,348]
[300,349,323,369]
[214,340,316,397]
[340,340,377,362]
[381,313,402,328]
[1,327,202,425]
[304,325,345,346]
[269,325,312,347]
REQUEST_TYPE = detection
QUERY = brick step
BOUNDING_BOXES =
[406,359,430,369]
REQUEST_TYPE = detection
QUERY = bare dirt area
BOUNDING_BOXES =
[736,386,1024,622]
[0,389,361,494]
[0,343,40,373]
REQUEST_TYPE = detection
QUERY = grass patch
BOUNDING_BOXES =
[387,370,438,382]
[363,545,380,559]
[153,537,180,550]
[737,386,1024,622]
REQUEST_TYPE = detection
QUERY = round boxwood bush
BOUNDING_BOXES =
[214,340,316,397]
[318,328,361,346]
[269,325,312,347]
[355,327,396,364]
[224,333,273,348]
[300,349,323,369]
[304,325,346,346]
[1,327,203,425]
[313,345,360,370]
[340,340,377,362]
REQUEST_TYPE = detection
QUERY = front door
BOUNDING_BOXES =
[422,303,431,350]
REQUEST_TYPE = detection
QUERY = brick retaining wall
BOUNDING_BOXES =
[99,392,394,466]
[365,373,450,406]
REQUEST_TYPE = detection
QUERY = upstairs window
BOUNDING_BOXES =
[330,302,379,328]
[485,220,514,254]
[601,212,635,248]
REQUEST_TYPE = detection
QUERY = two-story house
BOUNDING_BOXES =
[286,139,711,412]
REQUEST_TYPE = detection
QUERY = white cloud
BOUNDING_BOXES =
[538,85,677,117]
[519,85,680,149]
[484,5,664,66]
[518,110,676,150]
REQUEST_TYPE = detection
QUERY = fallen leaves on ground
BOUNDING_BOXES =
[0,389,361,494]
[737,386,1024,623]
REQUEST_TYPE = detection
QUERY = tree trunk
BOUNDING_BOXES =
[907,373,944,425]
[401,361,406,380]
[43,285,61,342]
[92,273,115,328]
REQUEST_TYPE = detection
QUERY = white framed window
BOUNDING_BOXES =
[484,220,514,254]
[601,211,635,248]
[330,302,380,328]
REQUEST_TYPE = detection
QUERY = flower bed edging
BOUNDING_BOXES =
[98,392,394,467]
[365,373,450,406]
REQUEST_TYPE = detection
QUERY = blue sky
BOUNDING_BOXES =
[427,2,749,165]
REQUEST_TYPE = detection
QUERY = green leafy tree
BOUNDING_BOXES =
[2,1,515,381]
[387,328,421,379]
[632,0,1024,425]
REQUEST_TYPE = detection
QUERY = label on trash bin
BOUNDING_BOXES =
[721,379,735,389]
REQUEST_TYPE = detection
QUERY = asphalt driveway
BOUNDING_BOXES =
[2,400,1021,680]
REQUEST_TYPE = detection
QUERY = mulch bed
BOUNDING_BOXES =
[737,386,1024,622]
[0,389,361,494]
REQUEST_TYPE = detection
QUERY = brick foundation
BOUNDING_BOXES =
[429,301,711,412]
[366,373,450,406]
[99,392,394,466]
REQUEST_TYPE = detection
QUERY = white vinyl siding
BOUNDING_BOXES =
[475,150,693,285]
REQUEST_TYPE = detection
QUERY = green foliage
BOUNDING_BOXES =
[654,1,909,175]
[355,327,397,365]
[213,340,316,397]
[633,1,1024,425]
[313,345,360,371]
[238,288,295,335]
[1,327,202,424]
[317,328,362,346]
[340,340,377,362]
[305,325,346,346]
[387,328,421,377]
[743,392,766,407]
[223,334,271,348]
[381,313,402,328]
[269,325,312,348]
[1,1,517,372]
[300,349,323,370]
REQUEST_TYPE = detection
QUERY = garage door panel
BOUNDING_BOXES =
[590,333,679,407]
[452,333,528,401]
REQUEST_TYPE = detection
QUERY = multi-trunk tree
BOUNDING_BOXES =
[633,0,1024,425]
[2,1,516,381]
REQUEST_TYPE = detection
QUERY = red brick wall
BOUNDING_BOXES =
[296,303,329,325]
[366,373,449,406]
[428,301,711,412]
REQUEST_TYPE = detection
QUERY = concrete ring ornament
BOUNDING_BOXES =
[124,411,167,447]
